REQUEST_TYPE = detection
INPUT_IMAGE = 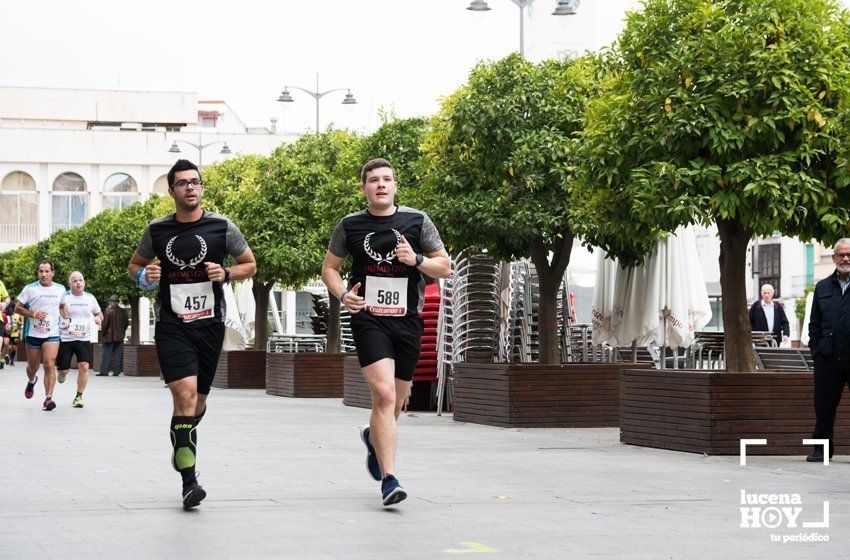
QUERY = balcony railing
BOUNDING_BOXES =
[0,223,37,245]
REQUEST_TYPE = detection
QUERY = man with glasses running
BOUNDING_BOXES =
[16,260,65,411]
[57,271,103,408]
[129,159,256,509]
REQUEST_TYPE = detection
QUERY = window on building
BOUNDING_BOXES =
[198,111,218,128]
[52,172,88,232]
[0,171,38,245]
[759,244,781,298]
[102,173,138,211]
[153,174,170,194]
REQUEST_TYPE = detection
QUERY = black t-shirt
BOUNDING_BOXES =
[136,211,248,327]
[328,205,443,317]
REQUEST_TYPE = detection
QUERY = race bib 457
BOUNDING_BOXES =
[170,282,215,323]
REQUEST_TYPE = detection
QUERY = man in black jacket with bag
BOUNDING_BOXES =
[806,239,850,462]
[748,284,790,346]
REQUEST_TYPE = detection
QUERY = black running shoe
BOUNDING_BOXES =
[182,477,206,509]
[381,474,407,507]
[25,375,38,399]
[360,425,382,481]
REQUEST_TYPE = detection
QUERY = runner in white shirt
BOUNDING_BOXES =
[58,271,103,408]
[15,260,66,411]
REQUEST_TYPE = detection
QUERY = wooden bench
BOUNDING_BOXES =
[265,352,348,398]
[121,344,159,377]
[620,368,850,455]
[342,355,371,409]
[453,362,653,428]
[213,350,266,389]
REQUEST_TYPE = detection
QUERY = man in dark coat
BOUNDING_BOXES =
[99,294,129,376]
[806,240,850,462]
[748,283,790,346]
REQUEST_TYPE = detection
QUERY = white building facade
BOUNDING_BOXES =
[0,86,293,250]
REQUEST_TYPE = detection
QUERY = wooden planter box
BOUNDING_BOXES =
[213,350,266,389]
[620,369,850,455]
[265,353,349,398]
[453,362,652,428]
[343,355,372,409]
[122,344,160,377]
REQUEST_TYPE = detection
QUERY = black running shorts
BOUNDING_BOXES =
[154,320,225,395]
[57,340,93,370]
[350,312,423,382]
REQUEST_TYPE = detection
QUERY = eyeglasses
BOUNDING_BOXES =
[833,253,850,261]
[171,179,203,189]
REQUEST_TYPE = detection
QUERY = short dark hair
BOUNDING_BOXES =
[36,259,53,272]
[360,158,396,184]
[167,159,201,188]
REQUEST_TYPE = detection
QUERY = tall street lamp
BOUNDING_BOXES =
[276,73,358,132]
[168,134,231,169]
[467,0,580,56]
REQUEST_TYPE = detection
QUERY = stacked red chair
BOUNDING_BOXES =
[413,283,441,384]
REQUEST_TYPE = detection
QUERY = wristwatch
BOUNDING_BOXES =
[415,253,425,266]
[223,267,232,284]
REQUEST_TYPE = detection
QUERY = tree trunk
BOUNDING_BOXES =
[717,218,756,372]
[129,295,140,345]
[528,233,574,365]
[252,281,273,351]
[326,296,341,353]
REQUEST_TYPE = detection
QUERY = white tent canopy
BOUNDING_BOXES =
[592,226,713,349]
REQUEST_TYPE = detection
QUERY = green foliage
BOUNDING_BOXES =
[357,115,430,206]
[796,283,815,321]
[421,53,595,260]
[208,131,361,289]
[0,244,40,298]
[75,195,174,303]
[577,0,850,262]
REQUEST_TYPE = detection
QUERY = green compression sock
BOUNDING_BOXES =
[170,416,197,483]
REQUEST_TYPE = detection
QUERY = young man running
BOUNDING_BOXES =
[321,158,452,506]
[16,260,65,411]
[57,271,103,408]
[128,159,256,509]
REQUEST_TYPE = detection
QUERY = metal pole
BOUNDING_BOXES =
[519,3,525,56]
[315,73,321,132]
[752,238,760,301]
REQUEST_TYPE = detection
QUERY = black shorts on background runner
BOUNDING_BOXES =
[350,312,423,381]
[155,320,225,395]
[57,340,93,370]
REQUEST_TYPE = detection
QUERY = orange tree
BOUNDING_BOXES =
[421,53,597,364]
[576,0,850,371]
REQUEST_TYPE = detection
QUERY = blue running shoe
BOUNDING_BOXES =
[381,475,407,507]
[360,425,382,481]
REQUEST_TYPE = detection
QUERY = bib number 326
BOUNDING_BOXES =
[365,276,407,316]
[171,282,215,323]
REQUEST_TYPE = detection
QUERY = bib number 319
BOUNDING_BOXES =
[365,276,407,316]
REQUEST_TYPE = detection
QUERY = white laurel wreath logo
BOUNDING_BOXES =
[165,235,207,270]
[364,229,401,264]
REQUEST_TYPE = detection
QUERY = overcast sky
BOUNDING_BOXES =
[0,0,641,134]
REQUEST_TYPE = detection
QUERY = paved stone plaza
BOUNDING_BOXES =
[0,365,847,559]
